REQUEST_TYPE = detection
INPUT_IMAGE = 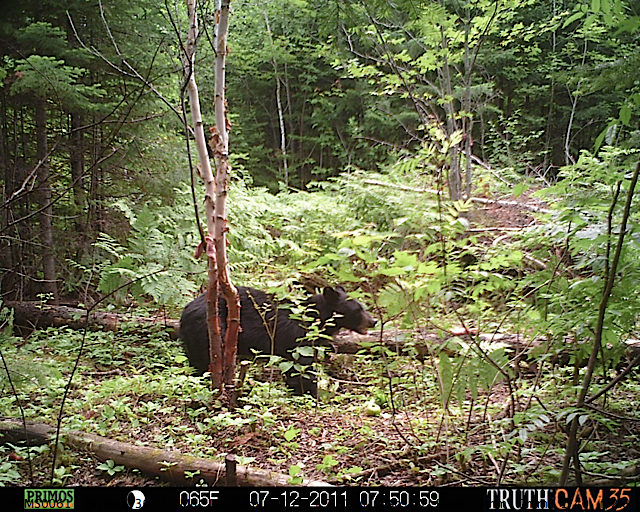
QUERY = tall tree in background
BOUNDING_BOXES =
[330,0,515,200]
[0,1,183,302]
[224,0,399,189]
[263,9,289,187]
[7,23,104,302]
[483,0,638,172]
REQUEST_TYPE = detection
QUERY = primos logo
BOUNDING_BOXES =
[24,489,75,509]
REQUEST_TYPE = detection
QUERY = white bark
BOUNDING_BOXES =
[184,0,223,390]
[212,0,241,395]
[184,0,216,238]
[264,10,288,186]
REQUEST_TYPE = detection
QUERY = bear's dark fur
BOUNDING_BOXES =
[180,286,376,395]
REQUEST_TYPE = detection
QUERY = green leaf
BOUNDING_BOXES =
[322,455,339,466]
[513,182,530,198]
[289,465,302,477]
[619,104,631,126]
[562,11,585,28]
[284,427,301,442]
[294,346,316,358]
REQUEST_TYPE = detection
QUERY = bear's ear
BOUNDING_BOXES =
[335,285,346,294]
[323,286,340,303]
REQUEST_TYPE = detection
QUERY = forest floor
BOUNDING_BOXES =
[7,196,639,488]
[15,349,520,488]
[16,340,638,489]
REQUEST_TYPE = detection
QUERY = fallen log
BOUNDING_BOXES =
[6,302,639,363]
[0,419,329,487]
[6,301,179,339]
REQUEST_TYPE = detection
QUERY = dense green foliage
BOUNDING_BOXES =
[0,0,639,488]
[1,0,638,301]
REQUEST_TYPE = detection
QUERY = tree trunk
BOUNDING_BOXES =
[0,91,15,299]
[542,0,558,173]
[213,0,241,396]
[70,112,87,254]
[183,0,240,399]
[35,97,58,304]
[462,15,473,200]
[264,10,288,187]
[183,0,224,392]
[88,119,104,237]
[564,38,588,167]
[439,33,461,201]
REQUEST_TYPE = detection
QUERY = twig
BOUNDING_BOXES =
[363,179,551,213]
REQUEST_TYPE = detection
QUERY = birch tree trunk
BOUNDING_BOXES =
[264,10,288,187]
[183,0,239,398]
[212,0,240,395]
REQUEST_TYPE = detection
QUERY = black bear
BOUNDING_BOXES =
[180,286,376,395]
